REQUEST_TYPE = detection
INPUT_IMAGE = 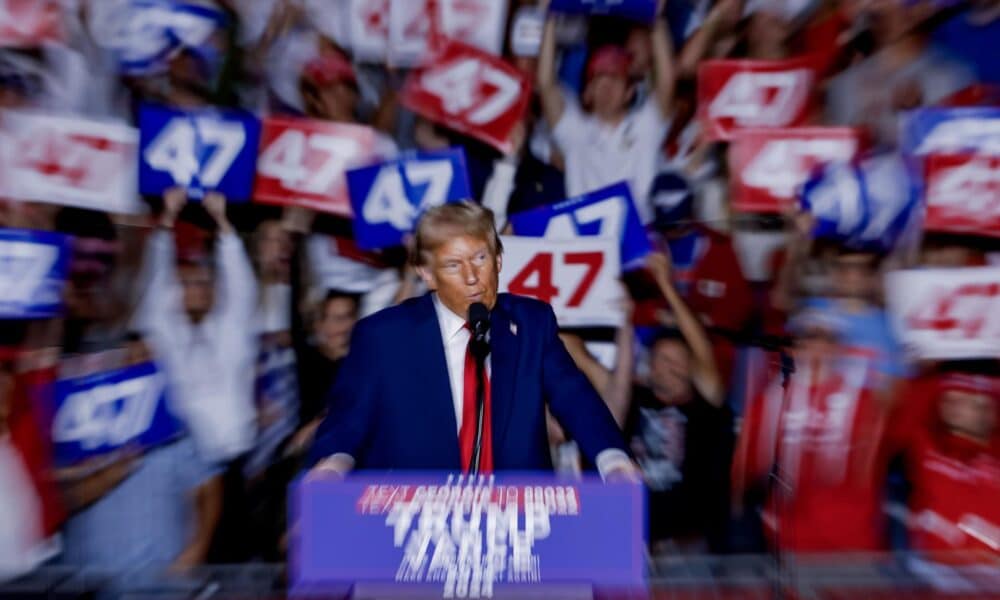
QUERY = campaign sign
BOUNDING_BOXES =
[900,107,1000,157]
[254,117,376,216]
[887,267,1000,361]
[0,228,70,319]
[290,473,645,597]
[95,0,227,75]
[349,0,508,66]
[799,161,869,242]
[0,0,62,47]
[138,103,260,201]
[509,181,651,268]
[549,0,657,23]
[50,361,183,466]
[500,236,624,328]
[246,338,299,479]
[697,56,822,141]
[924,153,1000,238]
[347,148,472,250]
[0,111,142,214]
[401,40,531,153]
[729,127,862,213]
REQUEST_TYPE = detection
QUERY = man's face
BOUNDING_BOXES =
[940,390,996,443]
[418,234,501,318]
[585,74,631,120]
[649,339,693,404]
[830,252,878,303]
[178,263,215,322]
[311,81,359,122]
[256,221,292,282]
[317,297,358,357]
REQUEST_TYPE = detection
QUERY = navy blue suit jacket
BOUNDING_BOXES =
[308,293,627,471]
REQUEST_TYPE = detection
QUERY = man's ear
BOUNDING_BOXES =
[496,253,502,275]
[415,264,436,290]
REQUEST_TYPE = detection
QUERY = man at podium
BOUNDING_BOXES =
[308,202,634,479]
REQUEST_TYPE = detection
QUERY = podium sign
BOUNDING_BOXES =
[291,473,645,598]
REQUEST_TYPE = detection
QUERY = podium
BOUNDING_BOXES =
[290,473,647,599]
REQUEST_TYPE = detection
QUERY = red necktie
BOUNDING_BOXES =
[459,332,493,474]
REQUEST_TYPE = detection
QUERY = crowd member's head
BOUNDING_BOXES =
[55,208,120,322]
[744,0,799,59]
[254,219,293,284]
[827,246,882,308]
[920,233,993,268]
[315,290,361,361]
[788,309,844,362]
[937,375,998,445]
[414,202,503,318]
[582,45,634,121]
[647,329,695,405]
[299,50,359,122]
[178,256,216,324]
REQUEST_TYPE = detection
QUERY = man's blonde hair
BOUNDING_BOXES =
[412,202,503,266]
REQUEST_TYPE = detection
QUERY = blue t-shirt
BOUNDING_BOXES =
[802,297,911,379]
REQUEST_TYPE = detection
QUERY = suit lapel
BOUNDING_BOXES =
[489,301,519,456]
[412,294,460,463]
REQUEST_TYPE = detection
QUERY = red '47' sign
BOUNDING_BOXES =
[401,40,531,153]
[923,153,1000,238]
[253,118,376,217]
[729,127,863,213]
[697,55,823,141]
[887,267,1000,360]
[499,236,624,328]
[0,0,62,47]
[0,111,140,214]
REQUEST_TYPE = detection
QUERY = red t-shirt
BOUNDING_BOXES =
[734,353,889,553]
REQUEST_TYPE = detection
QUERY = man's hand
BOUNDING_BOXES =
[603,460,643,485]
[307,454,354,481]
[160,187,187,229]
[203,191,233,234]
[282,207,314,235]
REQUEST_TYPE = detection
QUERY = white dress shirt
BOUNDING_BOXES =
[431,295,491,432]
[134,230,259,465]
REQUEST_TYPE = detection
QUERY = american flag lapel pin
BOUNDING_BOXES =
[510,322,518,336]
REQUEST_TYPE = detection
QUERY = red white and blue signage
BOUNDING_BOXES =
[138,103,261,201]
[291,473,646,597]
[347,148,471,250]
[509,181,651,269]
[0,228,70,319]
[49,361,184,466]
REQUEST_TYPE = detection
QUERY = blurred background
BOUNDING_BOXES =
[0,0,999,597]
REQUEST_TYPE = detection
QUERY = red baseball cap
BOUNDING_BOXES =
[586,45,631,81]
[303,52,357,87]
[938,374,1000,399]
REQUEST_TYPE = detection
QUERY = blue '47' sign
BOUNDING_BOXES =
[138,103,261,201]
[549,0,657,23]
[0,228,70,318]
[50,361,183,465]
[509,181,651,268]
[346,148,472,250]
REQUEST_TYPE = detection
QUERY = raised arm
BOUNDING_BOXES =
[133,187,186,332]
[650,0,677,118]
[204,191,258,326]
[536,1,567,130]
[604,306,636,429]
[647,251,723,407]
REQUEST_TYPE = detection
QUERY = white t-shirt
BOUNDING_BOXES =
[552,94,670,224]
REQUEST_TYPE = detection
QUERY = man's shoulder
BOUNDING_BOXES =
[496,293,555,324]
[354,295,430,337]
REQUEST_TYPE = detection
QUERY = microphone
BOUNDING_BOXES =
[468,302,491,361]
